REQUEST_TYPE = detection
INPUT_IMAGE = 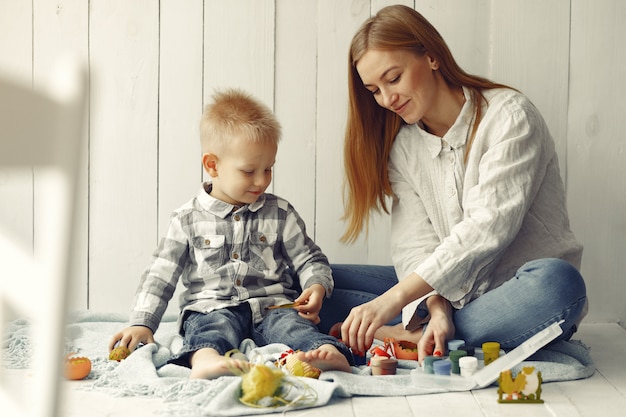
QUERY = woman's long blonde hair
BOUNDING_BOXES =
[342,5,509,243]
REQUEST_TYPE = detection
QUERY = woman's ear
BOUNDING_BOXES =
[426,54,439,70]
[202,153,219,177]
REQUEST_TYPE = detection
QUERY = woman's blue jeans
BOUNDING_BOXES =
[319,258,587,349]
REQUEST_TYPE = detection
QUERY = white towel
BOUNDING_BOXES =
[3,310,595,416]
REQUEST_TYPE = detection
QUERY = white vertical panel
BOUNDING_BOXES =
[0,0,33,253]
[3,0,625,327]
[568,0,626,324]
[372,0,413,12]
[89,0,159,312]
[414,0,491,77]
[274,0,317,233]
[33,0,89,310]
[158,0,203,237]
[203,0,275,107]
[159,0,204,315]
[316,0,371,264]
[0,0,32,77]
[488,0,570,172]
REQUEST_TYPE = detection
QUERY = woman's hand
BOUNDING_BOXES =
[294,284,326,324]
[340,272,435,355]
[340,292,402,355]
[417,295,455,361]
[108,325,155,352]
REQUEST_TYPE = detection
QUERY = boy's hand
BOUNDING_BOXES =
[294,284,326,325]
[108,325,155,352]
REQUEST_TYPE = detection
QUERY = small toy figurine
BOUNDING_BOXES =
[497,367,544,403]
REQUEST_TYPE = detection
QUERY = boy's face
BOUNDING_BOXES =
[204,136,277,206]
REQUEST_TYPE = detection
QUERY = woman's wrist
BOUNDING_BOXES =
[384,272,437,316]
[426,295,452,318]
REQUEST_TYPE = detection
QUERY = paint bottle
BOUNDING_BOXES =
[458,344,475,356]
[458,356,478,377]
[423,355,442,374]
[447,339,465,353]
[370,357,398,376]
[449,350,468,374]
[432,359,452,376]
[482,342,501,366]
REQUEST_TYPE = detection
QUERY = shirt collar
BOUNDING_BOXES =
[197,182,266,218]
[418,87,474,159]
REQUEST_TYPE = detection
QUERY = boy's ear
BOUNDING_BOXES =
[202,153,219,177]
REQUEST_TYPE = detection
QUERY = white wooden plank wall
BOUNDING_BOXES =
[0,0,624,326]
[568,0,626,325]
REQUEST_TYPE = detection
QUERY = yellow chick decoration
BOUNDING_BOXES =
[498,367,544,403]
[520,366,540,397]
[499,370,522,400]
[240,364,285,407]
[232,349,318,409]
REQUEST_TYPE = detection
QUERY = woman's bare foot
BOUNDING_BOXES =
[329,322,422,345]
[328,322,342,338]
[294,344,352,373]
[374,323,423,346]
[189,348,251,379]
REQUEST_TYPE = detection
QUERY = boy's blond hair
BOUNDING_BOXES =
[200,88,281,155]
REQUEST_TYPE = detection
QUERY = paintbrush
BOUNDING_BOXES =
[265,301,306,310]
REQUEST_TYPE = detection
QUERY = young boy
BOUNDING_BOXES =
[109,89,352,379]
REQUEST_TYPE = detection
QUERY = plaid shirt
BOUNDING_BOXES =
[129,182,333,334]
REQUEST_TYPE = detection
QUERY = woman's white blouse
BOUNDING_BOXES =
[388,88,582,330]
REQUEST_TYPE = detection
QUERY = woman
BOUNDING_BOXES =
[320,5,587,360]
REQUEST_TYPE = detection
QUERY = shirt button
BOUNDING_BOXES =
[234,214,241,221]
[235,279,242,286]
[259,235,266,242]
[204,239,210,245]
[232,253,239,260]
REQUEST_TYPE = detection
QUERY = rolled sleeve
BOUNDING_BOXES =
[280,200,334,298]
[129,215,189,331]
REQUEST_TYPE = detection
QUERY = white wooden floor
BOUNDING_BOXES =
[6,323,626,416]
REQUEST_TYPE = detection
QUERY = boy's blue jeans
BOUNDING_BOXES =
[171,303,353,366]
[318,258,587,349]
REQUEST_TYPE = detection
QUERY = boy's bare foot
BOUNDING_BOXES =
[189,348,251,379]
[294,344,352,373]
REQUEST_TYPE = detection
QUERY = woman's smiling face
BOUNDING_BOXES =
[356,48,439,125]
